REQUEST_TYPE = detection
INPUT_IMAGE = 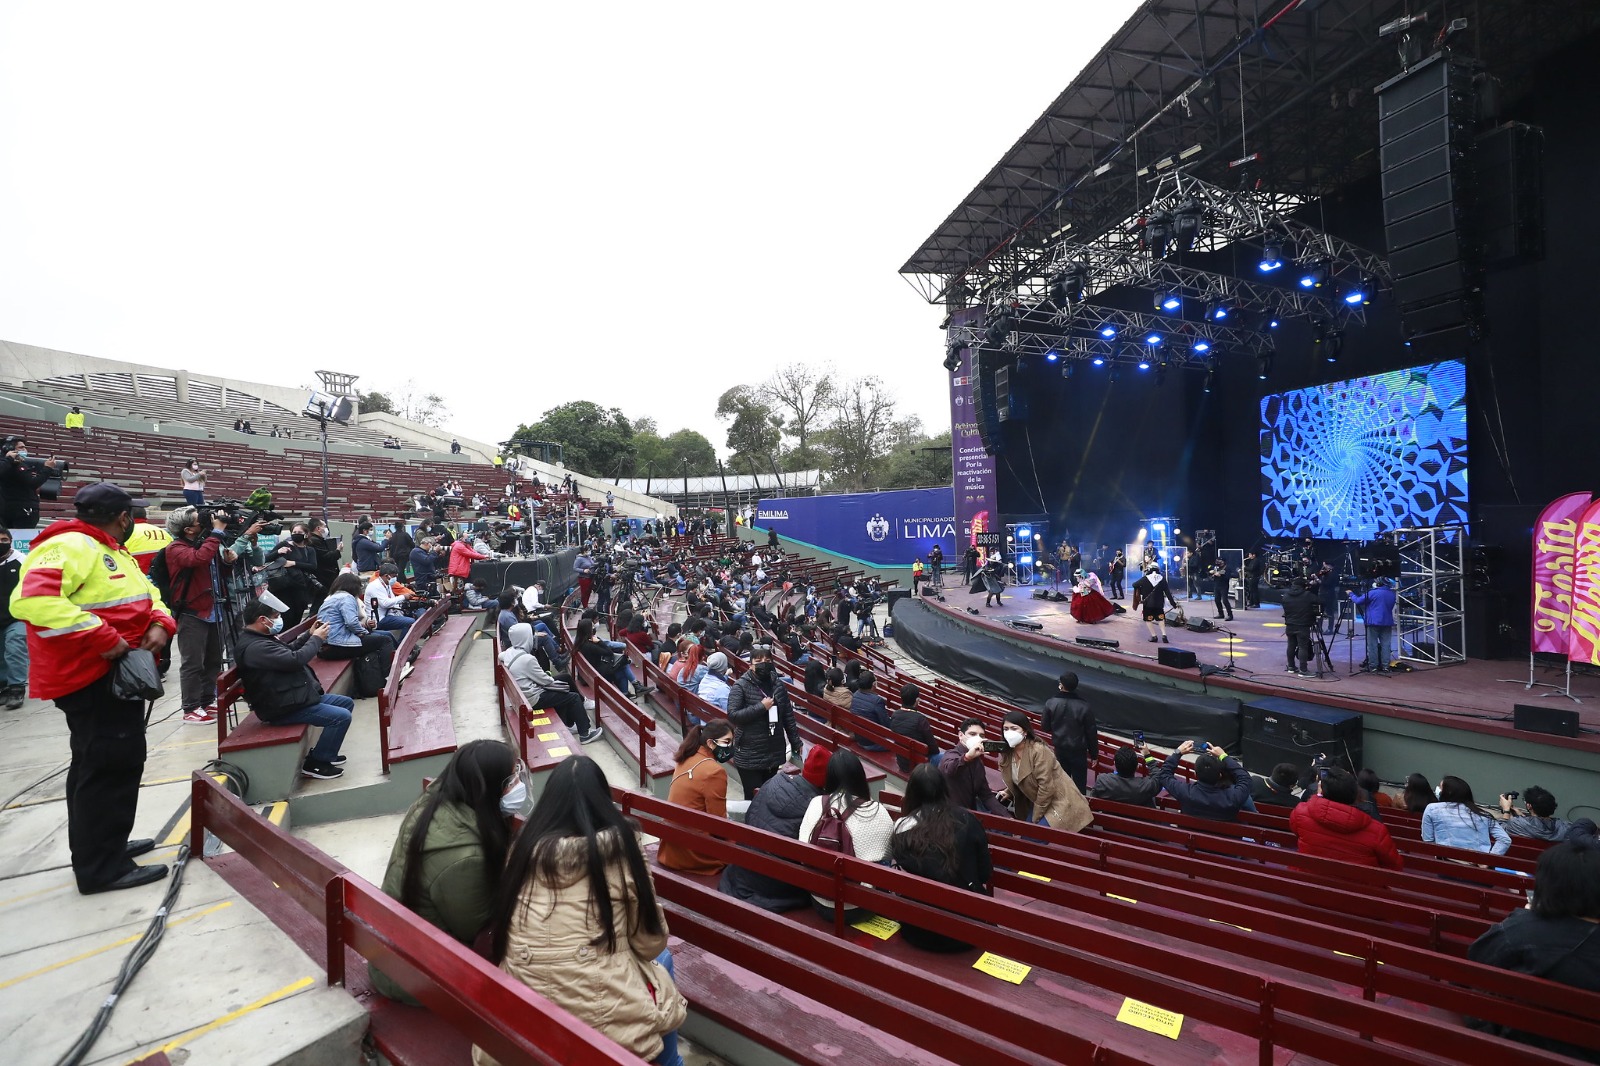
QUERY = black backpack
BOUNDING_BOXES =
[146,545,192,616]
[809,796,861,855]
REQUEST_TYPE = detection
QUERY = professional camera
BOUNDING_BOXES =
[206,495,285,537]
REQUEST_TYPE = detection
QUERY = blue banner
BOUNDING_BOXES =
[754,489,957,568]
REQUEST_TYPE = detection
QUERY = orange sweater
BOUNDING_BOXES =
[658,749,728,875]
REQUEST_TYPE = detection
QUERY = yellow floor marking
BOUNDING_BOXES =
[145,974,315,1060]
[0,901,233,991]
[161,810,191,847]
[0,880,74,909]
[262,802,288,827]
[141,775,192,787]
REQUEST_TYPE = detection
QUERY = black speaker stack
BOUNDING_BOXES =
[1241,696,1363,776]
[1377,54,1485,340]
[973,350,1005,456]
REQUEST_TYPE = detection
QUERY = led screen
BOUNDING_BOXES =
[1260,360,1468,540]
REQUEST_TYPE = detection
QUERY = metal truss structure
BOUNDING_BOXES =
[903,0,1600,313]
[1394,525,1466,667]
[951,296,1276,366]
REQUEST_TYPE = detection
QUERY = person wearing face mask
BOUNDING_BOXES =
[235,598,351,779]
[501,623,603,744]
[369,739,517,1004]
[0,526,27,710]
[266,523,321,628]
[10,483,176,893]
[178,459,207,506]
[0,435,61,529]
[939,718,1012,816]
[164,504,263,726]
[995,710,1093,832]
[727,644,802,798]
[659,720,735,875]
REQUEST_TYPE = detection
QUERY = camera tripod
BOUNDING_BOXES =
[1308,624,1338,679]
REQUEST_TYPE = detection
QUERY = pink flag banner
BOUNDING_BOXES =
[1531,492,1593,655]
[1566,497,1600,666]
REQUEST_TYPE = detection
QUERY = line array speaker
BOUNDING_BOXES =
[973,350,1005,456]
[994,366,1012,423]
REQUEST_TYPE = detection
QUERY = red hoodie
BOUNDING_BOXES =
[1290,795,1404,870]
[10,519,177,699]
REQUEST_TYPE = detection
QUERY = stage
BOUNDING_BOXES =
[892,585,1600,818]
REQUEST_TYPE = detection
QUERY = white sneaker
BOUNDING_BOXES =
[583,699,596,711]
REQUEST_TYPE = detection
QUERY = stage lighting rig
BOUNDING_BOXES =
[1143,211,1174,258]
[1098,322,1119,340]
[1050,263,1088,306]
[1324,328,1345,363]
[1203,364,1217,393]
[943,339,962,372]
[1205,297,1232,321]
[1172,199,1205,252]
[1259,239,1285,272]
[1154,360,1169,386]
[985,306,1015,347]
[1192,338,1211,354]
[1257,352,1273,380]
[1155,290,1183,313]
[1298,256,1331,290]
[1062,361,1076,379]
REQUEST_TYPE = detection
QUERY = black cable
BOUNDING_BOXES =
[201,759,251,799]
[53,844,190,1066]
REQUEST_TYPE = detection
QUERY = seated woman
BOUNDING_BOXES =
[501,623,602,744]
[822,667,852,713]
[997,710,1092,832]
[1402,772,1434,813]
[573,617,638,695]
[797,750,896,922]
[479,757,687,1066]
[720,747,831,912]
[1468,829,1600,1060]
[371,740,517,1003]
[1421,775,1511,855]
[891,764,993,953]
[659,721,733,876]
[316,572,398,661]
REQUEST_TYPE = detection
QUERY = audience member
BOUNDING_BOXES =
[998,710,1092,831]
[0,435,61,529]
[891,764,993,953]
[1252,763,1304,809]
[1421,775,1511,855]
[306,518,342,613]
[822,667,852,711]
[0,526,24,710]
[387,519,415,571]
[938,719,1010,817]
[658,720,734,875]
[1039,671,1096,793]
[164,505,260,726]
[848,669,890,751]
[727,643,801,797]
[888,682,940,773]
[1402,772,1434,814]
[501,623,601,743]
[1357,768,1396,809]
[797,750,895,920]
[446,534,489,594]
[696,651,731,712]
[1289,767,1403,869]
[365,564,416,634]
[719,748,830,912]
[316,572,398,664]
[178,459,207,506]
[1497,785,1574,842]
[482,757,686,1066]
[1089,745,1163,807]
[235,599,351,780]
[352,521,387,577]
[1154,740,1252,822]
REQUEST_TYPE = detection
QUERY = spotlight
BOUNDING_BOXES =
[1259,239,1284,272]
[1138,527,1148,539]
[1155,291,1183,313]
[1346,275,1375,307]
[1192,339,1211,354]
[1172,199,1204,252]
[1310,317,1328,355]
[1145,332,1163,346]
[1268,317,1281,329]
[1098,323,1119,340]
[1091,355,1106,367]
[1108,363,1122,383]
[1143,211,1174,258]
[984,307,1015,346]
[1045,350,1060,363]
[1343,289,1365,306]
[1205,298,1231,321]
[1062,362,1076,379]
[1051,263,1088,306]
[1138,359,1151,371]
[1154,361,1169,386]
[1297,257,1330,290]
[943,342,961,372]
[1325,328,1345,363]
[1203,367,1217,394]
[1257,352,1273,380]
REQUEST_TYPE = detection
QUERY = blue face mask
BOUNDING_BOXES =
[268,616,284,635]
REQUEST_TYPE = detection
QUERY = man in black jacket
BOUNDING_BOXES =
[0,436,61,529]
[387,520,415,573]
[0,526,24,709]
[1252,763,1305,809]
[726,643,801,798]
[1089,746,1162,807]
[718,745,830,912]
[1154,740,1252,822]
[889,682,939,774]
[1040,671,1096,792]
[235,599,351,780]
[1280,577,1320,677]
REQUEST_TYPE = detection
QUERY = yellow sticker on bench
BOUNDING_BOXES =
[1333,950,1385,965]
[1107,893,1138,904]
[1017,871,1051,882]
[530,717,551,726]
[972,952,1031,984]
[849,915,900,940]
[1116,998,1183,1039]
[546,746,572,758]
[1209,918,1252,932]
[536,732,560,741]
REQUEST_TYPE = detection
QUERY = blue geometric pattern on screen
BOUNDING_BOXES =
[1260,360,1468,539]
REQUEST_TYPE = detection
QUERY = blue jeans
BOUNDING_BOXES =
[1366,624,1394,669]
[376,614,414,634]
[183,489,205,507]
[653,949,683,1066]
[0,619,27,689]
[275,693,354,763]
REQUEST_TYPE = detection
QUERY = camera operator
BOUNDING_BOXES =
[305,518,342,614]
[1280,576,1319,678]
[0,435,63,529]
[164,505,265,726]
[267,522,322,627]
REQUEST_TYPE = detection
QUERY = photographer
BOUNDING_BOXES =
[1496,786,1574,842]
[0,435,62,529]
[1154,741,1252,823]
[164,505,265,726]
[267,522,322,627]
[352,521,387,578]
[365,564,417,635]
[1280,577,1319,678]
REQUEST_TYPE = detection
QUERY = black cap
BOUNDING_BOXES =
[74,483,147,513]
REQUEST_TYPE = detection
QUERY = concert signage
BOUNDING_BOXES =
[1530,492,1593,656]
[1566,497,1600,666]
[753,488,956,567]
[948,315,998,557]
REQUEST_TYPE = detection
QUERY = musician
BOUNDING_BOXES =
[1109,550,1127,600]
[928,544,943,584]
[1209,558,1234,621]
[981,556,1006,608]
[1186,551,1205,601]
[1130,562,1176,644]
[1054,542,1071,590]
[963,545,980,585]
[1242,550,1262,609]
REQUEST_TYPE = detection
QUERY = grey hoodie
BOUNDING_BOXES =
[500,622,564,703]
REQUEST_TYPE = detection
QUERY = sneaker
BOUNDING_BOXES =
[327,754,348,766]
[183,708,218,725]
[1285,667,1300,676]
[3,687,22,710]
[1149,637,1158,643]
[301,759,344,780]
[583,699,596,711]
[578,727,605,744]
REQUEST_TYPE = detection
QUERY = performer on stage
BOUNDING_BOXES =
[1131,562,1176,644]
[1209,558,1234,621]
[1242,549,1262,609]
[1186,550,1205,601]
[1109,550,1127,599]
[928,544,943,585]
[1069,569,1114,624]
[962,545,979,585]
[981,556,1005,608]
[1054,542,1071,590]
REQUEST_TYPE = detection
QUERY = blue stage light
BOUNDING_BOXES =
[1092,355,1106,366]
[1157,293,1182,312]
[1193,339,1211,353]
[1016,526,1032,541]
[1019,554,1034,565]
[1145,333,1162,346]
[1343,289,1365,305]
[1268,317,1281,329]
[1046,350,1060,362]
[1099,324,1118,339]
[1138,359,1151,370]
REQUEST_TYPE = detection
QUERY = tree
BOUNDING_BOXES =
[878,428,953,489]
[359,381,447,426]
[715,386,783,471]
[510,401,635,476]
[759,362,835,471]
[633,426,718,478]
[819,376,899,491]
[358,390,394,416]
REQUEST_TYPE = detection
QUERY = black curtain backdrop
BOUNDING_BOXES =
[470,547,579,595]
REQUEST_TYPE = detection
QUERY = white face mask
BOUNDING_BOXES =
[500,779,528,816]
[267,616,284,635]
[1003,728,1025,748]
[1434,784,1443,800]
[962,734,984,753]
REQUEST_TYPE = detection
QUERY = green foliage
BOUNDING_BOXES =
[715,386,783,471]
[358,390,394,415]
[510,401,636,477]
[876,429,952,490]
[634,427,719,476]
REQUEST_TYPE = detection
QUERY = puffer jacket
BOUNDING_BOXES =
[370,787,497,1004]
[1290,796,1404,869]
[718,770,821,911]
[726,667,800,770]
[472,829,686,1065]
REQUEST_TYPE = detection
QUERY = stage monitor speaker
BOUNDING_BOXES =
[1032,588,1051,599]
[1513,704,1579,738]
[1157,647,1197,669]
[1008,619,1044,632]
[1076,636,1119,650]
[1186,618,1215,633]
[1241,697,1363,776]
[885,589,911,614]
[921,586,938,598]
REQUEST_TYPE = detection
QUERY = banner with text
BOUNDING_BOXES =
[1567,497,1600,666]
[1530,492,1592,656]
[754,489,956,567]
[949,329,998,554]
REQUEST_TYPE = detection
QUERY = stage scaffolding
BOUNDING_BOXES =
[1395,525,1466,667]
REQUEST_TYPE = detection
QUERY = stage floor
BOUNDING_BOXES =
[919,581,1600,741]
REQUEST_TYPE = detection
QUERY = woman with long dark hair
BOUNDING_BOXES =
[891,764,993,952]
[1421,775,1511,854]
[479,757,686,1066]
[371,740,517,1003]
[797,750,894,920]
[1402,772,1434,814]
[803,659,827,699]
[573,617,640,695]
[659,720,734,875]
[996,710,1092,832]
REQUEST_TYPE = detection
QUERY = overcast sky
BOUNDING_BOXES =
[0,2,1143,452]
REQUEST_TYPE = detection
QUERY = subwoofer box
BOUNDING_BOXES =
[1157,647,1197,669]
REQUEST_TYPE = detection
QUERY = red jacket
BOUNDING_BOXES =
[1290,796,1404,870]
[10,519,178,699]
[447,539,488,577]
[162,531,227,616]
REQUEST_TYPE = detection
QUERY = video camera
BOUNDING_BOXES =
[206,496,285,537]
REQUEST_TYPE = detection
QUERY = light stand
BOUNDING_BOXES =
[314,402,331,526]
